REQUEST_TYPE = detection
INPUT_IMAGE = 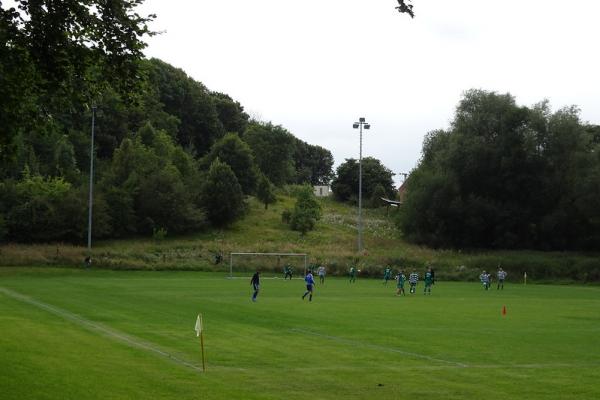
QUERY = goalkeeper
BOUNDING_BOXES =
[283,264,294,280]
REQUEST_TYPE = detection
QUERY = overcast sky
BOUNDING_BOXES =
[139,0,600,187]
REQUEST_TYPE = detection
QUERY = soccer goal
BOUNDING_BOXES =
[228,252,308,278]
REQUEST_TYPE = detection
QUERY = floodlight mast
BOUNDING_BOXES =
[87,105,96,255]
[353,117,370,253]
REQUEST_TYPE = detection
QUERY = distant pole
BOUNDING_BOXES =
[200,329,206,372]
[87,105,96,254]
[353,118,370,253]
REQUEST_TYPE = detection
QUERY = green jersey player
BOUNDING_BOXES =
[349,266,357,283]
[395,271,406,296]
[383,266,392,285]
[423,268,433,295]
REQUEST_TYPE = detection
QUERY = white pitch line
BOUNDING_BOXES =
[290,328,469,368]
[0,287,203,373]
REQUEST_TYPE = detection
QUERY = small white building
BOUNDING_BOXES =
[313,185,331,197]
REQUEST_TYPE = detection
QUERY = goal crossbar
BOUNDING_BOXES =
[229,252,308,278]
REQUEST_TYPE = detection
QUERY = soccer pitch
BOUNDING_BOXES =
[1,268,599,399]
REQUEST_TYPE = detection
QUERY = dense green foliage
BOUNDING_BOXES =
[292,138,335,185]
[243,122,295,186]
[289,185,322,235]
[201,133,258,195]
[398,90,600,250]
[256,174,276,210]
[201,159,245,227]
[1,269,599,400]
[331,157,396,204]
[243,121,334,186]
[0,0,333,244]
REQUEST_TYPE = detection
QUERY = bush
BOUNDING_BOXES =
[281,209,292,224]
[289,186,321,235]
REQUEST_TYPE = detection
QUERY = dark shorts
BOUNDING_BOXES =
[253,283,260,291]
[306,284,313,291]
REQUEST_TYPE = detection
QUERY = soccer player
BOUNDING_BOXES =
[251,270,260,302]
[383,266,392,285]
[409,270,419,294]
[349,266,357,283]
[395,270,406,296]
[283,264,293,280]
[480,270,490,290]
[497,267,507,290]
[423,268,433,295]
[317,264,326,284]
[302,270,315,301]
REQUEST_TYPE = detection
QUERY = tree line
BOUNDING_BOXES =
[0,1,334,242]
[397,90,600,251]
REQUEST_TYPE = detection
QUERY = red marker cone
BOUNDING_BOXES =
[502,305,507,316]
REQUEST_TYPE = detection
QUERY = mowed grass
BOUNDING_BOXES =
[1,268,599,400]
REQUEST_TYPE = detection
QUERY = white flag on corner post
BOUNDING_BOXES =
[195,314,203,337]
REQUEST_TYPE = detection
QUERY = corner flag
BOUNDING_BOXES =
[195,314,203,337]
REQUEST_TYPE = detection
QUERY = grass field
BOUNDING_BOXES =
[1,267,599,399]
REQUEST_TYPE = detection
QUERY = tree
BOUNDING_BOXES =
[145,59,224,156]
[102,123,206,236]
[203,133,259,194]
[243,122,296,186]
[201,158,245,227]
[211,92,249,135]
[0,172,111,242]
[136,164,206,234]
[370,184,387,208]
[290,186,322,235]
[256,174,277,210]
[331,157,396,203]
[292,139,334,185]
[398,89,600,250]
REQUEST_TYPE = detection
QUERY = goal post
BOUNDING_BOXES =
[229,252,308,278]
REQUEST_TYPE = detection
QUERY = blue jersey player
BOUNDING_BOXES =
[302,270,316,301]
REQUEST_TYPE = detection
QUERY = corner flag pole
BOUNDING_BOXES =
[195,314,206,372]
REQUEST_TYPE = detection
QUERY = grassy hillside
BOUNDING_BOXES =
[1,194,599,282]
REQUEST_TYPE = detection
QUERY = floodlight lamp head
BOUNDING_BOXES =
[359,117,365,122]
[364,124,370,129]
[353,123,359,129]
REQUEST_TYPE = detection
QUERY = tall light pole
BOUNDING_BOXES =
[353,117,370,253]
[87,105,96,256]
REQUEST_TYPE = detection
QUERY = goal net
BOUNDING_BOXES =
[228,252,308,278]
